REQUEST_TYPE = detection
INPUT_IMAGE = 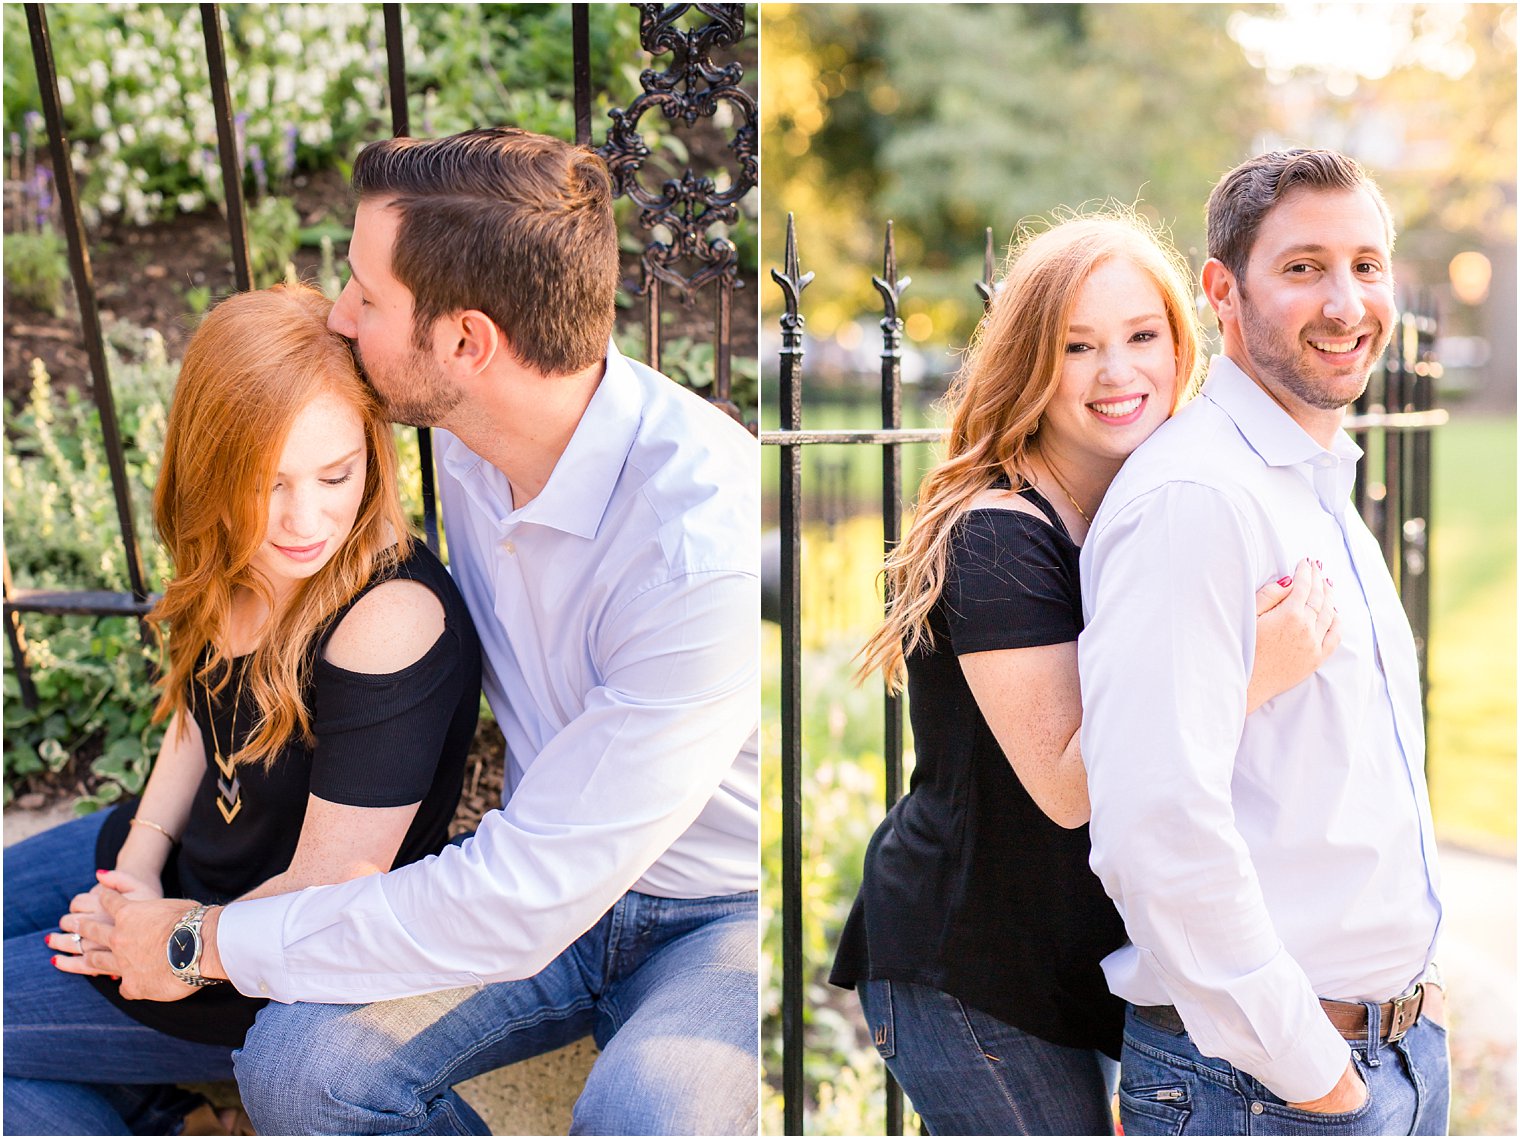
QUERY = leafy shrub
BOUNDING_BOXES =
[4,328,175,809]
[3,226,69,315]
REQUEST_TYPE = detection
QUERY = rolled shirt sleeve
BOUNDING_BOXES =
[219,566,758,1002]
[1079,481,1349,1102]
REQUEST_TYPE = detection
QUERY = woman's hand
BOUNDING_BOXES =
[49,870,164,978]
[1247,557,1341,713]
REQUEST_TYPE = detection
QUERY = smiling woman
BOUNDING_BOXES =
[2,283,483,1136]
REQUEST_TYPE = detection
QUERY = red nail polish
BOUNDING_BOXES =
[1277,576,1292,587]
[50,956,57,966]
[96,869,106,879]
[43,934,51,946]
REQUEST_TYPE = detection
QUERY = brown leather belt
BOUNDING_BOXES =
[1135,984,1428,1044]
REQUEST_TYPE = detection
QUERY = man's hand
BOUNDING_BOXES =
[56,879,224,1001]
[1287,1059,1367,1115]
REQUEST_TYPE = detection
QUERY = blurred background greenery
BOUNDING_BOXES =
[760,3,1516,1134]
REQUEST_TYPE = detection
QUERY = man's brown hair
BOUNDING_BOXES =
[1206,149,1396,286]
[352,127,618,375]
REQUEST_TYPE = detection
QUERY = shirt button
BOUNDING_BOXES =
[259,982,269,993]
[1251,1101,1264,1115]
[501,540,516,556]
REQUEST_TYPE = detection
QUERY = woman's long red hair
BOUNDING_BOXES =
[857,211,1202,693]
[149,284,412,766]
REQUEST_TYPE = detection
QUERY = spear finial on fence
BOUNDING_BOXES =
[770,212,814,325]
[871,220,910,329]
[976,226,996,307]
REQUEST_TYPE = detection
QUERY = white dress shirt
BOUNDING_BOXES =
[219,343,760,1003]
[1078,355,1442,1102]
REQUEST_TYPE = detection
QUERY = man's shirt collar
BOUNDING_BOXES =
[441,341,641,540]
[511,340,640,539]
[1201,354,1362,510]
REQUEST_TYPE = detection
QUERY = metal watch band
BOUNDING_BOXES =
[167,903,226,988]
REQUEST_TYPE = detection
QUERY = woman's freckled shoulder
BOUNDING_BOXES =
[323,578,446,674]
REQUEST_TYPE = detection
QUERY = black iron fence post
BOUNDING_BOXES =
[200,4,252,292]
[871,221,910,1137]
[771,213,812,1137]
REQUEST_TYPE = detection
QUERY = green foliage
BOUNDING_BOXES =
[0,4,647,227]
[4,328,176,808]
[401,5,641,141]
[3,226,70,314]
[248,195,301,288]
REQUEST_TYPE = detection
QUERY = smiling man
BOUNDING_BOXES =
[73,128,760,1136]
[1078,150,1448,1135]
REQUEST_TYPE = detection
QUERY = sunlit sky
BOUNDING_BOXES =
[1228,3,1479,95]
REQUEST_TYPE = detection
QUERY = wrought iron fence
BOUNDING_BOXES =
[5,1,755,707]
[761,216,1446,1135]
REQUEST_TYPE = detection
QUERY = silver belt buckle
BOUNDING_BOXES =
[1387,985,1422,1043]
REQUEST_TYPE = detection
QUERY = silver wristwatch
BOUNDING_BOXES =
[166,903,226,987]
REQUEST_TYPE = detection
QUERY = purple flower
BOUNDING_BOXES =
[283,123,298,177]
[249,142,267,197]
[34,167,53,227]
[24,110,43,138]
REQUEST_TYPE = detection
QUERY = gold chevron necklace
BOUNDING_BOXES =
[204,667,245,824]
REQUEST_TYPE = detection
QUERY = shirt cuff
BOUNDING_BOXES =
[1249,1009,1352,1103]
[216,892,298,1002]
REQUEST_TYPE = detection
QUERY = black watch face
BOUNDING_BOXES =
[168,927,197,971]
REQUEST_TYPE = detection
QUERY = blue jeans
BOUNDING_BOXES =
[1118,1002,1451,1135]
[233,888,759,1135]
[3,811,237,1136]
[857,978,1119,1136]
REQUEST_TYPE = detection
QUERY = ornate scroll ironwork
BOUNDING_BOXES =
[599,4,757,297]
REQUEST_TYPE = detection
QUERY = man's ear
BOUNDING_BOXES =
[437,309,504,378]
[1201,258,1236,322]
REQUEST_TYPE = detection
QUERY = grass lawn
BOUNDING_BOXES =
[1426,413,1517,851]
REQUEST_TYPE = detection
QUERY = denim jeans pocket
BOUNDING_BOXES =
[1235,1052,1379,1132]
[1118,1044,1193,1136]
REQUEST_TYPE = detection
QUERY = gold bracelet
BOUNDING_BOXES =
[129,816,178,843]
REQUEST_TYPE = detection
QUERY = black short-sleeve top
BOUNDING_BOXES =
[830,487,1128,1058]
[91,540,482,1046]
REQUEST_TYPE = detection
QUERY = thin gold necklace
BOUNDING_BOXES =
[1040,459,1092,526]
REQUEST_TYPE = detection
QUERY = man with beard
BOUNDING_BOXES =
[70,128,760,1135]
[1078,150,1448,1135]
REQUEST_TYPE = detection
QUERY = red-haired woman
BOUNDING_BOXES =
[3,284,482,1135]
